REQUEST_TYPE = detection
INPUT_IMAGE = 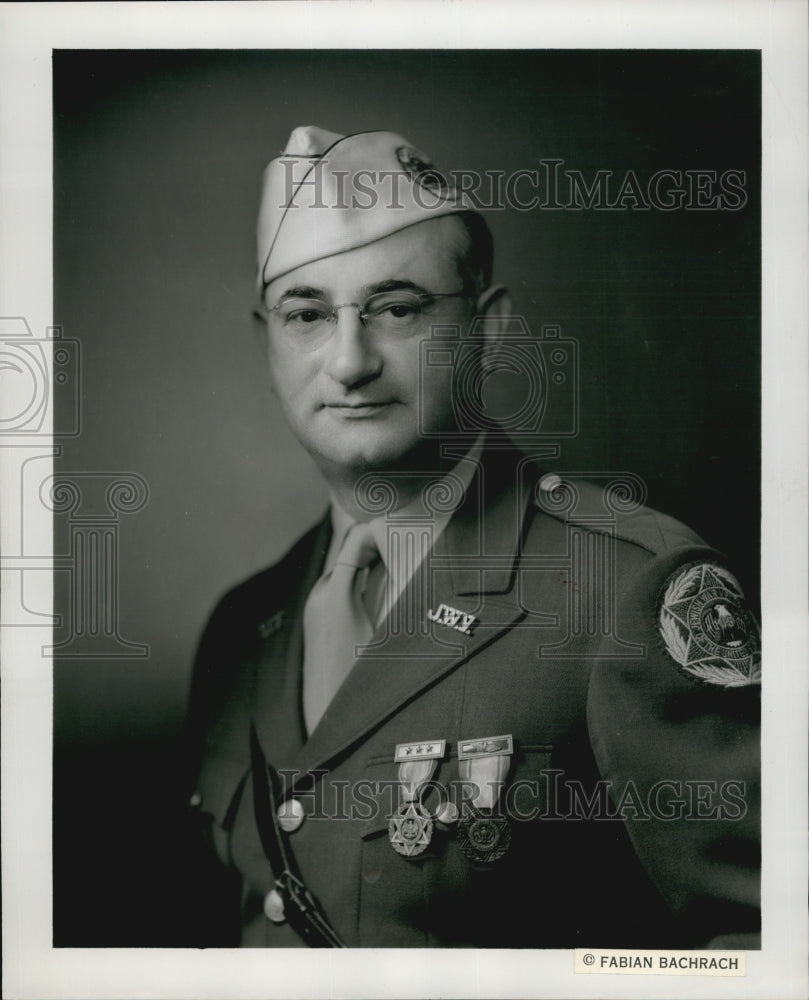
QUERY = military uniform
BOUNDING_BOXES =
[186,443,760,948]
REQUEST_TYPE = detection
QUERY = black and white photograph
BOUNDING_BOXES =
[1,3,807,999]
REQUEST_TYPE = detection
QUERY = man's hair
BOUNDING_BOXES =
[450,212,494,298]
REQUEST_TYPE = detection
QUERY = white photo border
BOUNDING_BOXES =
[1,2,807,998]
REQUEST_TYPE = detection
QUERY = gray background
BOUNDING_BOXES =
[53,50,759,944]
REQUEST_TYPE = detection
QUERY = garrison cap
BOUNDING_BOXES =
[257,126,476,293]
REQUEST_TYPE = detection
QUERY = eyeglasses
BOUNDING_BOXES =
[261,289,469,352]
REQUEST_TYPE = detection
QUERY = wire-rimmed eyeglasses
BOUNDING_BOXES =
[256,289,469,352]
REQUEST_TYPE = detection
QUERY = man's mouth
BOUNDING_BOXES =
[324,401,395,417]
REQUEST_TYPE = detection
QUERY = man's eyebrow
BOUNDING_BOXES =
[276,285,326,302]
[366,279,428,295]
[274,279,429,303]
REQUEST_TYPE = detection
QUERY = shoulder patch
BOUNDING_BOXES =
[658,563,761,687]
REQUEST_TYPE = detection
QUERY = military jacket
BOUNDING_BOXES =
[186,446,760,948]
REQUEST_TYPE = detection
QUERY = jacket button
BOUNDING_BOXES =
[277,798,305,833]
[263,888,286,923]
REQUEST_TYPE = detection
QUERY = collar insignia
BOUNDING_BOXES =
[257,610,285,639]
[427,603,477,636]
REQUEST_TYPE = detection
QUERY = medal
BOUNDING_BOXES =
[457,807,512,863]
[388,740,445,859]
[389,801,434,857]
[457,734,513,864]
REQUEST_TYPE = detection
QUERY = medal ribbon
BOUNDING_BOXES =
[396,758,440,807]
[458,754,510,810]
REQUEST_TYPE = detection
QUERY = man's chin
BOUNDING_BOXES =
[314,431,444,479]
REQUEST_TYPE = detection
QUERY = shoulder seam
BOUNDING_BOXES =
[532,505,700,557]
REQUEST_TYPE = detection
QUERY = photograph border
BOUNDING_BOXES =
[1,2,807,998]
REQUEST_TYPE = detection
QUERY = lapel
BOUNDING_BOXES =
[251,515,331,764]
[284,444,539,779]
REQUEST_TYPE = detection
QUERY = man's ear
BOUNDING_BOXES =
[251,306,275,391]
[252,306,268,345]
[473,284,512,363]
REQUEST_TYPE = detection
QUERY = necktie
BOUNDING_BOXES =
[302,522,381,734]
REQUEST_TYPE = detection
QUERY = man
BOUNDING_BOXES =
[186,126,760,948]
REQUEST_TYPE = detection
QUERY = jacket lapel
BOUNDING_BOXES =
[288,445,538,778]
[251,515,331,763]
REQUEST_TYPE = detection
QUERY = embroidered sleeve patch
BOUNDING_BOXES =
[658,563,761,687]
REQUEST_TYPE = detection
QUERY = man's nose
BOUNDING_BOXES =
[322,306,382,387]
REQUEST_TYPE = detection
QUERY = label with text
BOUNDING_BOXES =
[574,949,746,976]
